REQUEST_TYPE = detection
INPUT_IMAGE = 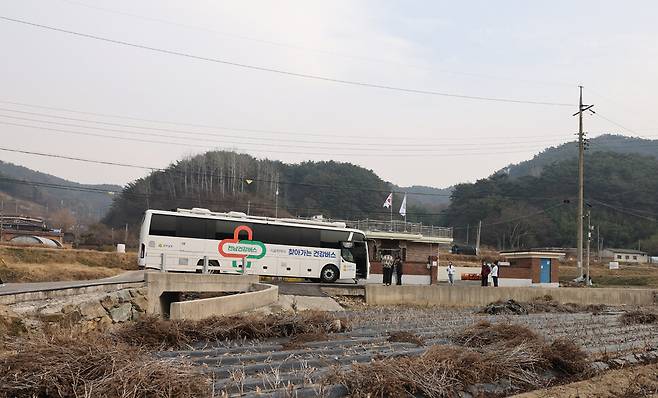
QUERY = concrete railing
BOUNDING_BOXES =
[170,283,278,320]
[365,285,658,307]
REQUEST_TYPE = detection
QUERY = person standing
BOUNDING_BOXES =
[491,261,499,287]
[394,255,404,285]
[382,252,394,286]
[447,262,456,285]
[480,261,490,287]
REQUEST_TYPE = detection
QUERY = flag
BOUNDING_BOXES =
[399,194,407,217]
[382,193,392,208]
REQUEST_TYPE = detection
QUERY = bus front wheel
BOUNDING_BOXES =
[320,265,339,283]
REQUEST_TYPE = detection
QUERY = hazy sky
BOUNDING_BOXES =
[1,0,657,188]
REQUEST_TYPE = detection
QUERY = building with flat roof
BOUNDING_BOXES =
[601,248,648,264]
[499,250,565,287]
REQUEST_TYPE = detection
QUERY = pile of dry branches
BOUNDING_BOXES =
[451,320,539,348]
[478,297,606,315]
[0,331,211,398]
[620,310,658,325]
[330,321,590,398]
[112,310,348,349]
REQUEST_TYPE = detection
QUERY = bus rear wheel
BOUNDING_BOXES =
[320,265,339,283]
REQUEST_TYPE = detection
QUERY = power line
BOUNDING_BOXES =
[0,120,560,158]
[59,0,575,88]
[0,175,452,217]
[588,199,657,223]
[0,99,576,141]
[0,111,573,151]
[0,16,574,107]
[592,111,644,137]
[0,146,572,203]
[0,106,574,148]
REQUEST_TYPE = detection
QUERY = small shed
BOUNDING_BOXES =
[498,251,564,287]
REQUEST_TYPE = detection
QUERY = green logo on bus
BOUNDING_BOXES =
[218,225,266,270]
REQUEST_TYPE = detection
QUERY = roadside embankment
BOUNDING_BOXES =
[0,245,137,283]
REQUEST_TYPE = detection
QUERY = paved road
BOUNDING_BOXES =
[0,270,145,296]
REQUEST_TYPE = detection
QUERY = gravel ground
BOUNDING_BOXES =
[160,306,658,397]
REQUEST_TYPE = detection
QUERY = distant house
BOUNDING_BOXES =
[0,215,64,246]
[601,248,648,264]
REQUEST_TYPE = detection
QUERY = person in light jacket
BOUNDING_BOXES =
[491,261,499,287]
[381,253,394,286]
[447,262,456,285]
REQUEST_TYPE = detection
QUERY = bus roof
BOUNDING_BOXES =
[145,208,366,234]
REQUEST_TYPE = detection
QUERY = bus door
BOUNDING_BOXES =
[341,241,368,279]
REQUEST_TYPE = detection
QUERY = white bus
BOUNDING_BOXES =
[138,208,369,283]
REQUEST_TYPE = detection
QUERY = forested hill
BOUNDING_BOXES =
[0,161,121,223]
[445,152,658,254]
[501,134,658,178]
[102,151,450,227]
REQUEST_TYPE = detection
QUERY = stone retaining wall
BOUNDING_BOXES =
[7,288,149,332]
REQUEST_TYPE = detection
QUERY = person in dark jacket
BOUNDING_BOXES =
[394,255,404,285]
[480,261,490,287]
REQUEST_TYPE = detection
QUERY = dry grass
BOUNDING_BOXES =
[620,310,658,325]
[0,246,137,283]
[332,342,564,397]
[0,331,212,398]
[111,311,348,349]
[387,331,425,346]
[0,262,123,283]
[560,263,658,288]
[0,246,136,268]
[332,322,590,398]
[451,320,540,348]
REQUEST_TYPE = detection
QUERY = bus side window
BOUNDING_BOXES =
[149,214,176,237]
[299,228,320,247]
[320,230,349,249]
[213,221,251,240]
[177,216,206,239]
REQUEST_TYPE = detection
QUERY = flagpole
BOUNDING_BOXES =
[404,192,407,232]
[390,201,393,231]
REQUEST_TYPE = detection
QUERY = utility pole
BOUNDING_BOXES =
[466,224,470,245]
[124,224,128,244]
[0,200,3,243]
[586,209,592,286]
[247,200,251,215]
[597,225,601,262]
[275,185,279,218]
[573,86,594,275]
[475,220,482,255]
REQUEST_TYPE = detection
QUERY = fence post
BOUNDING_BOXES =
[160,253,165,272]
[203,255,208,274]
